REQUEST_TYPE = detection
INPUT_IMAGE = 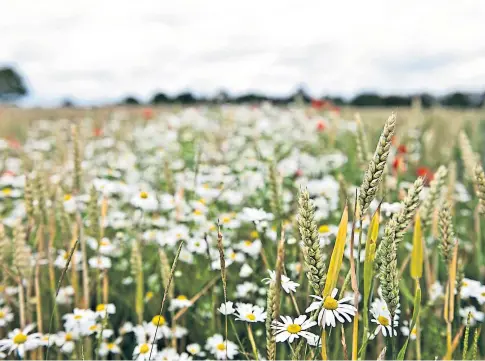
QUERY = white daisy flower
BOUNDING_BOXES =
[98,337,122,356]
[473,285,485,304]
[133,342,156,361]
[0,307,14,327]
[460,278,481,299]
[271,315,318,344]
[186,343,205,357]
[205,334,238,360]
[218,301,235,315]
[459,306,485,326]
[95,303,116,318]
[400,320,417,340]
[234,303,266,323]
[370,305,398,338]
[55,331,78,354]
[169,295,192,311]
[305,288,356,328]
[131,190,159,212]
[0,324,42,357]
[239,263,253,278]
[262,270,300,293]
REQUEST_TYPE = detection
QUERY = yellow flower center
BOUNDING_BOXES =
[74,315,82,320]
[193,209,203,216]
[100,240,109,246]
[246,313,256,321]
[145,291,154,300]
[140,191,148,199]
[377,315,390,326]
[107,343,115,350]
[151,315,166,326]
[63,252,70,260]
[319,225,330,233]
[140,344,149,354]
[13,333,27,344]
[177,295,188,301]
[89,325,98,331]
[216,343,226,351]
[411,327,417,336]
[194,241,200,247]
[0,285,4,292]
[323,297,338,310]
[230,253,236,260]
[64,194,72,201]
[65,332,73,341]
[287,324,302,334]
[481,292,485,297]
[2,188,12,195]
[0,311,4,318]
[96,304,106,312]
[244,240,252,246]
[250,231,259,239]
[199,198,206,204]
[222,216,231,224]
[203,183,209,189]
[176,233,182,239]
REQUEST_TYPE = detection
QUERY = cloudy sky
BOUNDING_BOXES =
[1,1,485,106]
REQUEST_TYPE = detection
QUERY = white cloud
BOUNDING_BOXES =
[1,0,485,105]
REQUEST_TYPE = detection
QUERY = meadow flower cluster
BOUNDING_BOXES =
[0,104,483,360]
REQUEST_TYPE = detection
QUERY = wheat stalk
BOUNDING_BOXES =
[420,165,447,231]
[359,113,397,216]
[297,187,326,295]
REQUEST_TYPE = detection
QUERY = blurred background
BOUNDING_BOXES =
[1,0,485,109]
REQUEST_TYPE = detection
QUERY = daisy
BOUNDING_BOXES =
[459,306,485,326]
[186,343,206,357]
[205,334,238,360]
[186,237,208,254]
[98,337,122,357]
[119,321,134,336]
[400,320,418,340]
[370,305,398,338]
[0,307,14,327]
[169,295,192,312]
[131,190,159,212]
[0,324,42,357]
[429,281,444,302]
[63,308,96,335]
[55,331,78,354]
[262,270,300,293]
[460,278,481,299]
[234,303,266,323]
[56,286,75,305]
[271,315,318,344]
[218,301,235,315]
[133,342,157,361]
[305,288,356,328]
[95,303,116,318]
[471,285,485,305]
[237,239,262,258]
[239,263,253,278]
[143,316,171,341]
[88,256,112,270]
[157,347,179,361]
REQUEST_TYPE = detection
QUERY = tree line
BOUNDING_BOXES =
[1,66,484,108]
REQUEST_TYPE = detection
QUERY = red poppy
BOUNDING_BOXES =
[397,144,407,154]
[331,106,341,114]
[93,127,103,137]
[7,137,20,149]
[311,99,325,109]
[3,170,15,177]
[316,120,326,132]
[392,156,406,174]
[416,166,434,184]
[143,108,154,120]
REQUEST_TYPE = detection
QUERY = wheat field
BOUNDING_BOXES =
[0,104,483,360]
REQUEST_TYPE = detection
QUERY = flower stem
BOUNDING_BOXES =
[246,323,259,360]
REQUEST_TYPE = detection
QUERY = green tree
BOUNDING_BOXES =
[0,67,28,102]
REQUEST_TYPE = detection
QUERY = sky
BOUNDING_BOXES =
[1,0,485,106]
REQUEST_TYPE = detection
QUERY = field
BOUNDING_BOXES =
[0,104,484,360]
